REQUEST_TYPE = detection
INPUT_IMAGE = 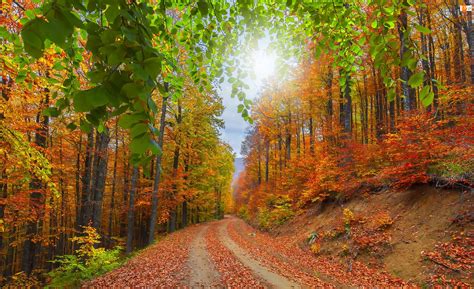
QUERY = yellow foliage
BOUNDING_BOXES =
[310,242,321,254]
[343,208,354,225]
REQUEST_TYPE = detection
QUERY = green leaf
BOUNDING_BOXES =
[43,107,60,117]
[149,140,162,155]
[130,123,148,139]
[130,134,150,154]
[97,123,105,133]
[383,20,395,29]
[387,89,396,102]
[407,72,424,88]
[107,46,127,65]
[121,83,146,99]
[66,123,77,130]
[43,15,72,48]
[73,86,110,112]
[198,0,209,16]
[118,113,146,129]
[79,120,92,133]
[16,71,27,83]
[419,86,434,107]
[415,24,431,35]
[21,18,47,58]
[143,57,162,79]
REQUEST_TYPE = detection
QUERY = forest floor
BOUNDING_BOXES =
[85,185,472,288]
[86,216,413,288]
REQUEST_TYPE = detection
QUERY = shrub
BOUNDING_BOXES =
[257,195,294,229]
[48,226,123,288]
[237,206,250,221]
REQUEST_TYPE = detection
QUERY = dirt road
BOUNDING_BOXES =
[86,216,407,288]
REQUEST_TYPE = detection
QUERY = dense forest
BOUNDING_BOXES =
[235,0,473,224]
[0,0,473,287]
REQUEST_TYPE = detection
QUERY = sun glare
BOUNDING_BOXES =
[252,48,277,82]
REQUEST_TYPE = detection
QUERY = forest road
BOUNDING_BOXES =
[87,216,308,288]
[216,217,302,288]
[186,224,221,287]
[185,216,301,288]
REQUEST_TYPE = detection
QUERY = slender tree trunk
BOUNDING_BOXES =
[285,111,292,162]
[426,8,439,112]
[398,11,416,111]
[257,143,262,185]
[169,99,182,233]
[308,105,314,154]
[108,122,119,243]
[296,115,301,156]
[452,0,466,83]
[126,167,139,254]
[74,134,82,231]
[181,161,190,228]
[168,143,180,233]
[464,0,474,84]
[91,129,110,231]
[342,74,352,135]
[215,188,222,219]
[58,138,66,256]
[79,130,94,228]
[265,139,269,183]
[301,121,306,154]
[362,74,369,143]
[326,68,334,144]
[148,94,168,245]
[0,76,10,270]
[181,201,188,227]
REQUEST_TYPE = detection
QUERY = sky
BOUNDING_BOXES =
[218,42,277,158]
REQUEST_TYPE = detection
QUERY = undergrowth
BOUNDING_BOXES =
[47,226,123,288]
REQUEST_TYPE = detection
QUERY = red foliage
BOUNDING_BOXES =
[422,233,473,283]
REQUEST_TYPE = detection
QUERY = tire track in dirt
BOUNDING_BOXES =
[225,218,333,288]
[186,224,222,287]
[205,219,266,287]
[217,217,302,288]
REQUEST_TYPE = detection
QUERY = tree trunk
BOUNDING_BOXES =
[326,67,334,143]
[91,129,110,231]
[464,0,474,84]
[285,111,291,163]
[108,122,119,243]
[74,134,82,231]
[120,151,130,238]
[148,94,168,245]
[452,0,466,83]
[181,201,188,228]
[257,142,262,185]
[79,130,94,228]
[426,8,439,112]
[309,114,314,154]
[265,139,269,183]
[168,99,182,233]
[126,167,139,254]
[168,143,180,233]
[398,11,416,111]
[342,74,352,135]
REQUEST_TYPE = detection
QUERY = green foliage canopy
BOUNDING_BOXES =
[14,0,432,162]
